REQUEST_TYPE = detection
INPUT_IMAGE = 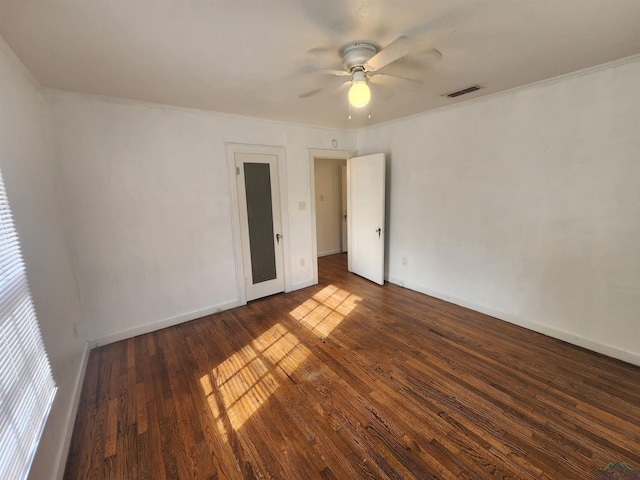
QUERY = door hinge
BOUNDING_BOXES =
[236,166,240,175]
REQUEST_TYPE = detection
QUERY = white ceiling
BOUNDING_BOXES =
[1,0,639,129]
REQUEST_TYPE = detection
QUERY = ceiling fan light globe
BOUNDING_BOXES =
[348,81,371,108]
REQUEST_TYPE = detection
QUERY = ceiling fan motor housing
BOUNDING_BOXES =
[341,42,378,73]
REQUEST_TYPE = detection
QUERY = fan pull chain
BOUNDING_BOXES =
[347,99,372,120]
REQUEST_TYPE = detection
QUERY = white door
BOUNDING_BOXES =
[347,153,386,285]
[341,164,348,252]
[235,152,285,301]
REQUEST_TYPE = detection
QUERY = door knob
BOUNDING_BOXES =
[376,228,381,238]
[276,233,282,244]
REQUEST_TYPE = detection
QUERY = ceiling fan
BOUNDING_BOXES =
[300,36,438,113]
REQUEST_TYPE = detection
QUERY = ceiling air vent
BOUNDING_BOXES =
[443,85,482,98]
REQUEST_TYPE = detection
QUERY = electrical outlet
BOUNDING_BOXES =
[402,257,408,266]
[300,258,305,267]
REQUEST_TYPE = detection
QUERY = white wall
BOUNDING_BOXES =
[45,92,357,345]
[0,39,87,480]
[314,158,344,256]
[358,56,640,366]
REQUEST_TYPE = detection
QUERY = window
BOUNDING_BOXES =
[0,169,56,480]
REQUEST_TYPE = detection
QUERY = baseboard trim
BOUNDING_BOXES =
[291,279,316,291]
[318,249,342,258]
[89,300,240,348]
[388,276,640,367]
[54,341,90,480]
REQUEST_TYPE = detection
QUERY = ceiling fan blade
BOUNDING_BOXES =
[298,86,326,99]
[307,46,335,56]
[331,80,352,98]
[416,47,443,65]
[371,48,442,80]
[370,83,394,101]
[369,73,422,90]
[300,75,351,99]
[364,36,413,72]
[321,69,351,76]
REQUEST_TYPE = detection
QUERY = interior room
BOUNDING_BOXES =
[314,158,347,258]
[0,1,639,479]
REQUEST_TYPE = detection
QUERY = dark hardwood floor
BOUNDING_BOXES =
[64,253,640,479]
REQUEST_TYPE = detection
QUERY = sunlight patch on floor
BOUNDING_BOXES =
[200,374,230,442]
[251,322,312,378]
[200,322,311,432]
[289,284,361,338]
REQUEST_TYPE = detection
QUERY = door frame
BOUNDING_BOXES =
[308,148,357,285]
[227,143,291,305]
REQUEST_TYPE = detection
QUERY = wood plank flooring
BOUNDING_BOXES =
[64,253,640,479]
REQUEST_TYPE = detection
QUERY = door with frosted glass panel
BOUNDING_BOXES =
[235,152,285,301]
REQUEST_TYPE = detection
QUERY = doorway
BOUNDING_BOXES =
[314,157,347,257]
[309,149,356,283]
[228,144,291,304]
[309,149,387,286]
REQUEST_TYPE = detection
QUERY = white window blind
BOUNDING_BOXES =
[0,169,56,480]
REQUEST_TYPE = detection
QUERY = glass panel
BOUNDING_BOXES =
[244,163,277,284]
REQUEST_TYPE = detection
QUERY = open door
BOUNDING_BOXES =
[347,153,386,285]
[341,164,348,252]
